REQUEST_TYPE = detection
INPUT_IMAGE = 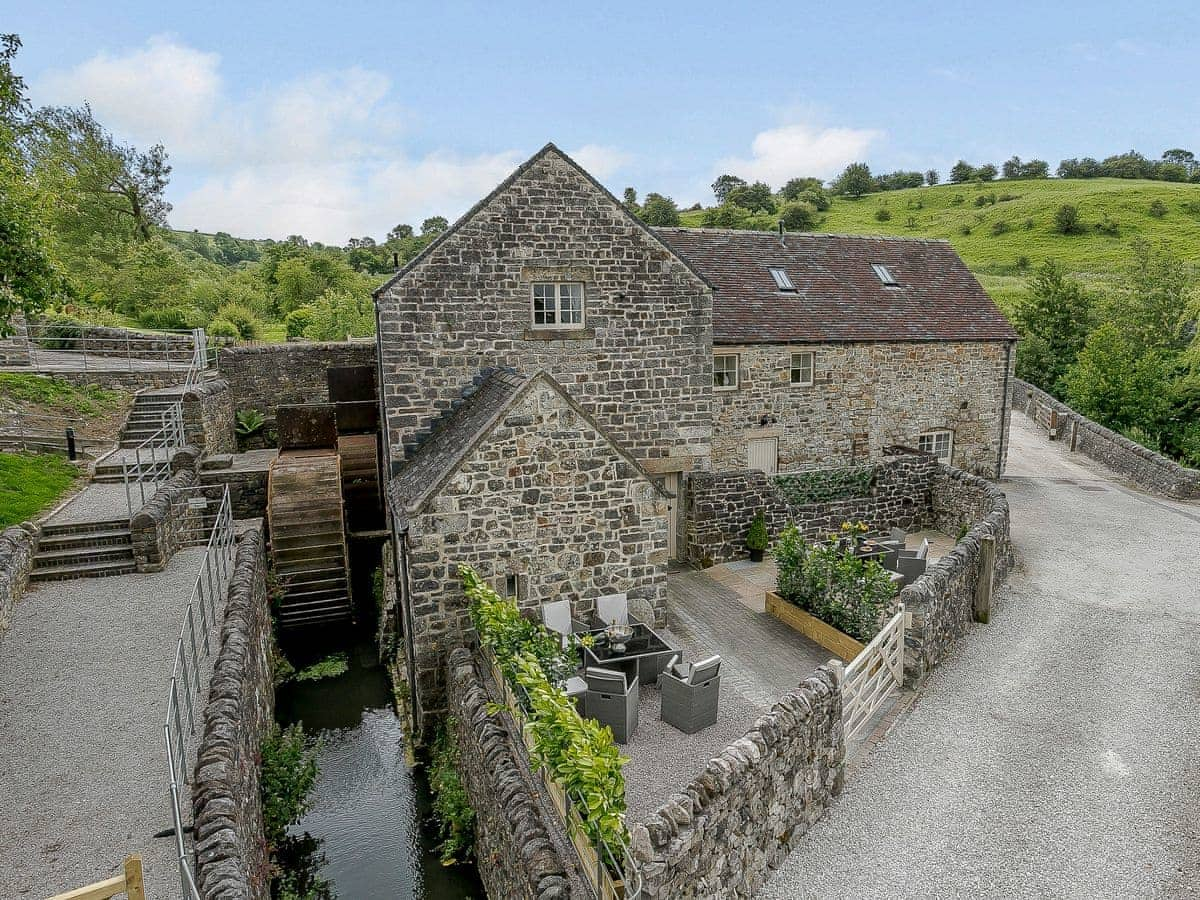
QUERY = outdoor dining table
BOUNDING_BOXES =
[583,623,678,686]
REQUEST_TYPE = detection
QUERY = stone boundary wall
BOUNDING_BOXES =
[193,525,273,900]
[631,665,844,899]
[446,647,576,900]
[686,455,937,565]
[900,465,1013,685]
[218,342,377,417]
[200,458,272,521]
[183,379,237,455]
[1012,377,1200,500]
[29,319,193,361]
[0,523,38,639]
[130,469,216,572]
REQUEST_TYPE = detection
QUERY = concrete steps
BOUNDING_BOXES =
[32,519,134,581]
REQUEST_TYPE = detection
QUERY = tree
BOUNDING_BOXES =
[1012,261,1094,393]
[1163,148,1197,178]
[794,188,831,211]
[780,177,824,201]
[728,181,775,213]
[639,192,680,226]
[700,202,752,229]
[924,169,939,186]
[1021,158,1050,178]
[831,163,875,198]
[1002,156,1023,179]
[1108,240,1197,353]
[711,174,747,204]
[1054,204,1081,234]
[421,216,448,237]
[975,163,998,181]
[949,160,976,183]
[778,200,818,232]
[1063,323,1174,436]
[1057,157,1101,179]
[622,187,638,211]
[387,223,413,241]
[875,170,924,191]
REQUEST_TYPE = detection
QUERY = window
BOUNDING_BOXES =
[789,351,814,386]
[768,267,796,291]
[872,263,899,286]
[531,282,584,328]
[918,430,954,463]
[713,354,738,390]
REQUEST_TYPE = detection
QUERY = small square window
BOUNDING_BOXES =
[918,430,954,463]
[872,263,899,286]
[790,351,814,386]
[769,267,796,291]
[714,354,738,390]
[531,282,585,329]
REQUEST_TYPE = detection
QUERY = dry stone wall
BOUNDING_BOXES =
[446,648,577,900]
[686,454,937,564]
[0,523,38,639]
[29,320,194,361]
[192,526,273,900]
[183,379,237,455]
[631,665,844,899]
[1012,378,1200,499]
[712,340,1014,478]
[217,342,377,417]
[130,469,205,571]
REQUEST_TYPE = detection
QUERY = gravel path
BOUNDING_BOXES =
[0,547,209,899]
[761,413,1200,899]
[46,482,137,524]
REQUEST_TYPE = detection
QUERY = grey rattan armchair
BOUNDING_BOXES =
[583,666,639,743]
[659,654,721,734]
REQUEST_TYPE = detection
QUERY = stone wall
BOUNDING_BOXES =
[200,453,273,521]
[0,523,38,639]
[130,469,205,572]
[900,465,1013,685]
[217,342,377,417]
[712,340,1015,479]
[29,319,194,361]
[631,665,844,899]
[375,146,713,477]
[1012,377,1200,499]
[686,454,937,565]
[192,525,273,900]
[446,648,576,900]
[0,315,31,365]
[400,382,670,727]
[183,379,237,455]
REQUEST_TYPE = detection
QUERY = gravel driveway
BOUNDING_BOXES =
[761,413,1200,899]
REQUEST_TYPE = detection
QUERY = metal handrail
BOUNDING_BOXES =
[163,487,235,900]
[22,322,199,372]
[122,402,185,517]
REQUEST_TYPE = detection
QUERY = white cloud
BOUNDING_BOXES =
[35,36,630,243]
[718,122,883,187]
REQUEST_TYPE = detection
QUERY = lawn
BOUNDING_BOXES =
[0,373,125,417]
[0,452,80,527]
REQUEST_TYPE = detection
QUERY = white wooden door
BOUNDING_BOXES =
[663,472,680,559]
[747,438,778,474]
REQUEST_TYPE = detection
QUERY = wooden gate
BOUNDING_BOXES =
[842,607,905,740]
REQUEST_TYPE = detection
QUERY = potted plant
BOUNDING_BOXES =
[746,511,769,562]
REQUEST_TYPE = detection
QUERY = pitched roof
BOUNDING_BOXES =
[653,228,1019,344]
[373,142,712,299]
[388,369,666,521]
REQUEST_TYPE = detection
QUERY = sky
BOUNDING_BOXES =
[9,1,1200,244]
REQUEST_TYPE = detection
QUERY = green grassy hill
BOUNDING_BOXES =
[678,178,1200,314]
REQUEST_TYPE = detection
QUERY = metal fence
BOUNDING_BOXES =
[0,411,112,456]
[163,486,235,900]
[17,323,205,373]
[123,402,186,517]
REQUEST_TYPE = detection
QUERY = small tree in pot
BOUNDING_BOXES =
[746,510,769,562]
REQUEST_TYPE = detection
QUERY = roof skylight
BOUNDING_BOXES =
[768,267,796,291]
[872,263,899,286]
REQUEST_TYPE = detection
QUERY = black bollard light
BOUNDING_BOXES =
[65,427,77,461]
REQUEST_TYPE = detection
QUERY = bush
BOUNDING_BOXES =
[973,193,996,208]
[1024,217,1036,230]
[261,723,320,847]
[950,194,965,205]
[284,307,315,339]
[778,200,818,231]
[874,207,892,222]
[137,306,202,331]
[959,224,972,236]
[773,526,899,643]
[990,220,1010,236]
[1016,255,1031,270]
[215,303,261,340]
[1094,215,1120,236]
[429,721,475,864]
[746,511,768,551]
[1148,199,1168,218]
[795,188,831,211]
[236,408,265,435]
[1054,204,1081,234]
[206,318,239,339]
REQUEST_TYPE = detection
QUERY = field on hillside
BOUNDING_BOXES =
[679,178,1200,314]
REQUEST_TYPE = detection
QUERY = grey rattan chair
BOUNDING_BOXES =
[583,666,639,743]
[659,655,721,734]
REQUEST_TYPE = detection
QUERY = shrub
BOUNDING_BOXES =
[137,306,202,331]
[959,224,972,236]
[1054,204,1081,234]
[795,188,831,211]
[235,408,265,435]
[950,194,965,205]
[874,207,892,222]
[1094,215,1120,236]
[293,652,348,682]
[746,511,768,551]
[1024,217,1036,230]
[1016,255,1031,270]
[429,721,476,865]
[206,318,239,339]
[773,526,899,643]
[215,302,261,340]
[778,200,818,231]
[990,220,1010,236]
[973,193,996,208]
[1148,199,1168,218]
[284,307,315,339]
[774,466,874,505]
[261,723,320,847]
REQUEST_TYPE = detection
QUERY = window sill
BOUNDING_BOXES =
[523,328,595,341]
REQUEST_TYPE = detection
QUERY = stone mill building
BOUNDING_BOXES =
[372,143,1017,730]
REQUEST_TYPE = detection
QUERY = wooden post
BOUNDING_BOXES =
[1070,419,1079,452]
[123,856,146,900]
[974,536,995,624]
[1048,409,1059,440]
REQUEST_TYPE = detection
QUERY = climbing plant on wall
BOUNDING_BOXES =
[774,465,876,506]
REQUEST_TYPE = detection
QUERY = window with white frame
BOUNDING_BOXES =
[531,282,584,328]
[713,354,739,390]
[918,429,954,463]
[789,351,814,386]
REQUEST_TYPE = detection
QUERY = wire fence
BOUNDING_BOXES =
[163,486,235,900]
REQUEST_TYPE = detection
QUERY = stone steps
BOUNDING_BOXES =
[32,520,135,581]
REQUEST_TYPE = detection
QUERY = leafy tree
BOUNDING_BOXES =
[1002,156,1022,179]
[875,170,924,191]
[1107,240,1197,353]
[780,177,824,201]
[622,187,638,210]
[1100,150,1151,179]
[711,174,747,204]
[638,192,680,226]
[1012,261,1094,393]
[700,202,752,229]
[924,169,939,186]
[1057,157,1102,179]
[420,216,448,237]
[299,289,375,341]
[728,181,775,213]
[975,163,998,181]
[778,200,818,231]
[1054,204,1081,234]
[949,160,976,183]
[1063,323,1174,436]
[831,162,876,198]
[387,223,414,241]
[794,188,831,211]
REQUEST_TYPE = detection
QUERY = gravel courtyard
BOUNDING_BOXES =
[760,413,1200,899]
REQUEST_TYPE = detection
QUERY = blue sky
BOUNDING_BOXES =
[10,1,1200,242]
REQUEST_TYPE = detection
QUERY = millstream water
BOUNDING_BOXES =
[275,633,483,900]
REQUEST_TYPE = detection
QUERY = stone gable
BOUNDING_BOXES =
[375,145,714,475]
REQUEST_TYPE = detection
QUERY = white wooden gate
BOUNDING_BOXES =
[842,607,905,740]
[747,437,778,474]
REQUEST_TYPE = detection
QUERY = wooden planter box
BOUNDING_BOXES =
[766,591,865,662]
